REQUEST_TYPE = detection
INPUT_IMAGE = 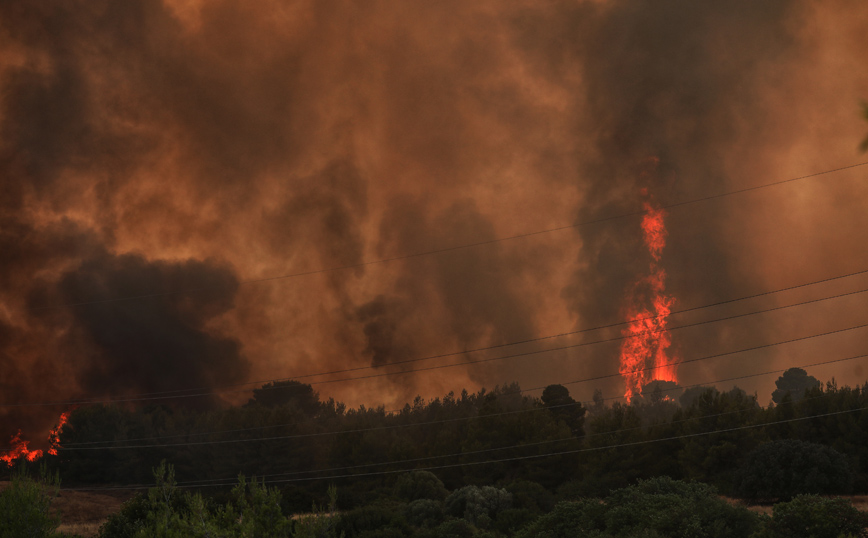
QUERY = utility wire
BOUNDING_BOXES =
[30,160,868,314]
[61,266,868,403]
[52,322,868,451]
[7,269,868,408]
[63,399,868,491]
[53,345,868,449]
[107,352,868,488]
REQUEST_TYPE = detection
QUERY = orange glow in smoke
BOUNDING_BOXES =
[0,411,70,467]
[619,176,680,401]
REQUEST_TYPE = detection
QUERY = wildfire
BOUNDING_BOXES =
[0,411,70,467]
[619,173,680,401]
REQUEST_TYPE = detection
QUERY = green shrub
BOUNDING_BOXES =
[514,500,606,538]
[394,471,449,502]
[754,494,868,538]
[735,440,852,501]
[516,477,760,538]
[0,465,61,538]
[335,500,406,538]
[604,477,758,538]
[503,480,555,513]
[444,486,511,529]
[97,494,151,538]
[431,519,475,538]
[404,499,445,528]
[98,461,293,538]
[492,508,537,535]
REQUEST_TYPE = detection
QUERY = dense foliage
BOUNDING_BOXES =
[2,375,864,502]
[92,473,868,537]
[754,495,868,538]
[0,465,61,538]
[734,439,853,501]
[2,372,868,536]
[515,476,760,538]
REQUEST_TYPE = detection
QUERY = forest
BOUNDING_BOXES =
[3,367,868,537]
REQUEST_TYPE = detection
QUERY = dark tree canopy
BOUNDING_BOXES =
[541,384,585,436]
[734,439,852,501]
[246,380,321,415]
[680,386,717,408]
[394,471,448,502]
[760,495,868,538]
[541,384,573,407]
[640,379,682,403]
[771,368,820,405]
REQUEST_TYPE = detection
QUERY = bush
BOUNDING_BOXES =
[404,499,445,528]
[431,519,475,538]
[98,461,293,538]
[335,500,406,538]
[97,494,151,538]
[503,480,555,513]
[394,471,449,502]
[0,465,61,538]
[444,486,512,529]
[516,477,760,538]
[513,500,605,538]
[492,508,537,535]
[754,494,868,538]
[734,440,852,501]
[604,477,759,538]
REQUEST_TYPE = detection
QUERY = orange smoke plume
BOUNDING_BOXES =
[619,179,680,401]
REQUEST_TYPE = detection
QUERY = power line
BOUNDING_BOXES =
[8,268,868,408]
[51,322,868,451]
[258,405,868,487]
[63,398,868,491]
[94,352,868,488]
[69,266,868,403]
[30,160,868,314]
[53,349,866,449]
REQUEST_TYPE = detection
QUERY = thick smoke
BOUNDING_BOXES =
[542,1,811,395]
[42,250,247,399]
[1,0,867,446]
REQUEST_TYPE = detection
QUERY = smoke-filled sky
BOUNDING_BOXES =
[1,0,867,446]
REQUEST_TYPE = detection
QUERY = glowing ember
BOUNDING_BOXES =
[0,411,70,467]
[619,178,680,401]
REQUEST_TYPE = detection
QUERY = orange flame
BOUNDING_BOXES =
[619,180,680,401]
[0,411,70,467]
[46,411,71,457]
[0,431,43,466]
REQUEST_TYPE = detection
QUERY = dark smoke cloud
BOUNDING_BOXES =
[1,0,867,445]
[45,250,247,399]
[357,197,537,395]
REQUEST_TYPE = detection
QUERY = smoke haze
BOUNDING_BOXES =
[1,0,867,446]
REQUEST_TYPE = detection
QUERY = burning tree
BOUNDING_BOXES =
[0,411,70,467]
[619,161,681,401]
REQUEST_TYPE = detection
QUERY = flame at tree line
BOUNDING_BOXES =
[618,168,680,401]
[0,411,70,467]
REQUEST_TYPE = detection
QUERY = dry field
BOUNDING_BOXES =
[725,495,868,516]
[0,481,132,538]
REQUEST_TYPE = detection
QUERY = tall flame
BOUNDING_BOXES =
[619,181,680,401]
[0,411,70,467]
